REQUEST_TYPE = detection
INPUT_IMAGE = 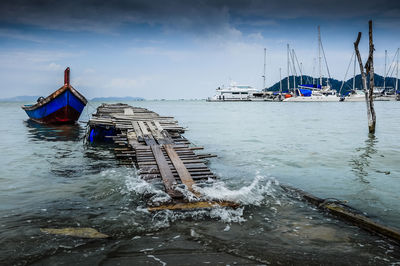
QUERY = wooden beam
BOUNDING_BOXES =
[146,121,164,141]
[131,121,143,141]
[164,144,198,196]
[138,121,150,136]
[124,108,134,115]
[148,201,239,211]
[154,121,164,132]
[150,144,181,198]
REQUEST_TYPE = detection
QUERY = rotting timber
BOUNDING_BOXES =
[282,185,400,244]
[87,103,236,211]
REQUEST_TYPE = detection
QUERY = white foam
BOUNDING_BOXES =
[123,171,279,227]
[124,170,171,205]
[195,175,278,206]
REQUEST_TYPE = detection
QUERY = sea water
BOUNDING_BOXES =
[0,100,399,264]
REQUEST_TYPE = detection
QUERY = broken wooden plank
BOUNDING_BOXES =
[131,121,143,141]
[147,201,239,212]
[150,144,181,198]
[138,121,150,136]
[164,144,198,195]
[124,108,134,115]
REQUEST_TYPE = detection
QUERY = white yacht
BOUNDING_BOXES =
[342,90,365,102]
[283,84,340,102]
[207,83,261,102]
[373,87,398,101]
[342,88,398,102]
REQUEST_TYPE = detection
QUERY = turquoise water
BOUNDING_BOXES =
[1,101,400,264]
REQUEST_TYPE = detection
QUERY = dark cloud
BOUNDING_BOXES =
[0,0,399,33]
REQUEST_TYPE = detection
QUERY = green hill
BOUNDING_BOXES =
[266,74,399,95]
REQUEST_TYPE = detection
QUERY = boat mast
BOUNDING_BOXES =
[353,51,356,91]
[318,26,322,87]
[384,49,387,91]
[312,58,316,85]
[396,48,399,96]
[279,67,282,94]
[291,49,296,92]
[287,44,290,92]
[300,62,303,85]
[263,48,266,89]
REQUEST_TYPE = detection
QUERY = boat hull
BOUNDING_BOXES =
[22,87,87,124]
[283,96,340,102]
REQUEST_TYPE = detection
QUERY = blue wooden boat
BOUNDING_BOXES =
[22,67,87,124]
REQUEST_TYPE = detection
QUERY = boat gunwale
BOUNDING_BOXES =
[21,85,87,111]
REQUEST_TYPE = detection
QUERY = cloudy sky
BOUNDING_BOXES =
[1,0,400,99]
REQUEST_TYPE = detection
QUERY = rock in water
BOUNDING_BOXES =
[40,227,109,239]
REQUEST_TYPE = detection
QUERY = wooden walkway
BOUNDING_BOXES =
[87,103,235,211]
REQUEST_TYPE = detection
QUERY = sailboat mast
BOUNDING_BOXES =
[312,58,316,85]
[279,67,282,94]
[287,44,290,92]
[396,48,399,96]
[384,49,387,91]
[300,62,303,85]
[263,48,266,89]
[291,49,296,92]
[353,51,356,90]
[318,26,322,87]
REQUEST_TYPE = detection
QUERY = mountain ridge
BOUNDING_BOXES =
[266,74,399,94]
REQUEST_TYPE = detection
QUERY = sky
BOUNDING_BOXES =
[0,0,400,99]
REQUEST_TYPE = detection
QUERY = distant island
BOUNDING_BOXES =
[90,96,145,102]
[0,96,145,102]
[0,96,41,102]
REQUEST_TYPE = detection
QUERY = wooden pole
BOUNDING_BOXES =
[354,20,376,134]
[366,20,376,134]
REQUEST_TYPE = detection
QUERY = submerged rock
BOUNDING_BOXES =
[40,227,109,239]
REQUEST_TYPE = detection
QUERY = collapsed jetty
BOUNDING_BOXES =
[86,103,237,211]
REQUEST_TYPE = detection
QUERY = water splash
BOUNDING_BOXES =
[195,175,279,206]
[123,172,280,227]
[124,170,171,205]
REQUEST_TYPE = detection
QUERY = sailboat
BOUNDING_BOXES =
[342,52,365,102]
[375,49,398,101]
[344,48,399,101]
[283,26,340,102]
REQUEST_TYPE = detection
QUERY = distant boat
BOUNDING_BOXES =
[207,83,261,101]
[283,84,340,102]
[22,67,87,124]
[284,26,340,102]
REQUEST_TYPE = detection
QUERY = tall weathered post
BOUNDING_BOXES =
[354,20,376,134]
